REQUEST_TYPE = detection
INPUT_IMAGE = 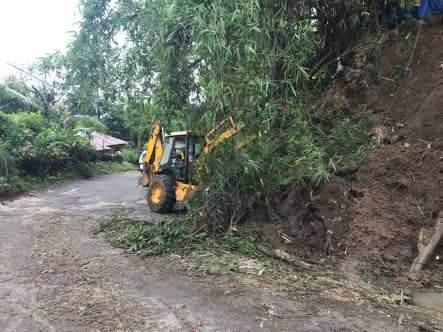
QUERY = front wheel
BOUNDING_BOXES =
[147,175,175,213]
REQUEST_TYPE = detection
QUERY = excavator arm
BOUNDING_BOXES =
[139,122,164,187]
[176,116,244,204]
[143,121,163,172]
[203,116,245,155]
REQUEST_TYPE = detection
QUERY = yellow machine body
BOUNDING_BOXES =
[174,181,197,202]
[140,116,244,212]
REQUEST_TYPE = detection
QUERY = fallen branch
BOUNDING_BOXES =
[410,212,443,272]
[256,244,312,270]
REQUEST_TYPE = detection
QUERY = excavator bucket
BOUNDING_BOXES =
[138,171,150,187]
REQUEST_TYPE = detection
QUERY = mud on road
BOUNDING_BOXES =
[0,172,439,331]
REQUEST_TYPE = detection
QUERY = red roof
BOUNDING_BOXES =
[90,132,128,151]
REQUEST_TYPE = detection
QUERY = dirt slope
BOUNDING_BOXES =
[266,19,443,285]
[345,20,443,280]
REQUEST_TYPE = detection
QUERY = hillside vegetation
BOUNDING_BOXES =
[2,0,441,284]
[56,0,400,226]
[0,82,95,195]
[0,78,133,196]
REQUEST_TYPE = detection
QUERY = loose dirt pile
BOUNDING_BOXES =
[345,20,443,284]
[255,19,443,285]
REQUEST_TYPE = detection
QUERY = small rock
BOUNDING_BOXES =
[335,161,359,176]
[390,135,400,144]
[371,126,388,144]
[404,143,410,148]
[381,253,398,263]
[349,188,364,198]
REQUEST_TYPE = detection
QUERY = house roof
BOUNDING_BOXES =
[90,132,128,151]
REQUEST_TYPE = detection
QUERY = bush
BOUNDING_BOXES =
[121,148,139,164]
[95,161,135,174]
[0,111,97,196]
[0,147,15,175]
[76,161,94,179]
[98,152,122,163]
[18,127,95,176]
[0,175,30,197]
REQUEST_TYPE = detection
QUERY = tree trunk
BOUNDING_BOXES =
[31,86,50,118]
[137,133,143,149]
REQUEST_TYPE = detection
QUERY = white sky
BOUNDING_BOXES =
[0,0,79,80]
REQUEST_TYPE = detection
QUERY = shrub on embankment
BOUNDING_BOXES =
[0,111,95,196]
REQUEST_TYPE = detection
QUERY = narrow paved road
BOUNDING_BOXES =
[0,172,419,331]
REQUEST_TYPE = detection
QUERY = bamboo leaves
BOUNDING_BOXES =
[64,0,384,226]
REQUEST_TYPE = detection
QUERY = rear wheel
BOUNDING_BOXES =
[147,175,175,213]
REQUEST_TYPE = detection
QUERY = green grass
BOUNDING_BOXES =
[95,161,136,174]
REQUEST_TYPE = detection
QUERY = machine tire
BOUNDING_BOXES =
[147,175,175,213]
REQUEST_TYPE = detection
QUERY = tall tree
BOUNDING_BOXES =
[65,0,119,118]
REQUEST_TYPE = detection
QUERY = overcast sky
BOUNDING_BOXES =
[0,0,79,80]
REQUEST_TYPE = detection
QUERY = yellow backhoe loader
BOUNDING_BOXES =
[139,117,244,213]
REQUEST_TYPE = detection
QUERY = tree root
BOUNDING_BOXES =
[256,244,312,270]
[410,212,443,272]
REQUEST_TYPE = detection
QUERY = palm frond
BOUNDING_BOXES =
[0,85,40,112]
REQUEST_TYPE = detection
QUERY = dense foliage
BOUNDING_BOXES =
[2,0,414,226]
[0,112,93,175]
[0,74,96,195]
[70,0,412,227]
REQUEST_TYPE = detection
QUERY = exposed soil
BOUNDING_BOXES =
[3,172,438,331]
[255,19,443,287]
[347,20,443,277]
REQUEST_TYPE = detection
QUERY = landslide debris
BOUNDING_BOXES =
[252,20,443,285]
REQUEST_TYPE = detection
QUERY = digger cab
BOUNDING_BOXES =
[158,131,203,184]
[143,117,244,213]
[146,132,202,213]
